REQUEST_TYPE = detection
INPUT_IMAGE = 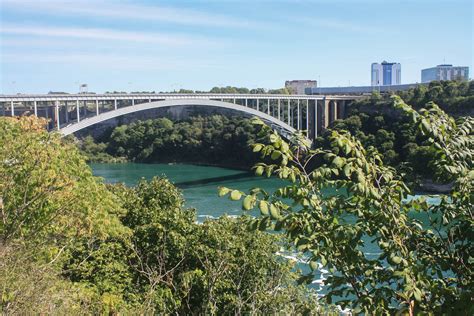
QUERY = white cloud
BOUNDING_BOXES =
[0,24,219,46]
[1,0,269,29]
[1,52,224,71]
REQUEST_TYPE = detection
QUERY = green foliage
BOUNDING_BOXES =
[326,80,473,186]
[1,117,329,314]
[96,177,325,314]
[223,104,473,314]
[0,116,128,314]
[104,115,260,167]
[74,135,127,163]
[361,80,474,114]
[0,116,125,243]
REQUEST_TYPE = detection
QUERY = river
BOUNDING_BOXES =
[91,162,285,221]
[90,162,439,296]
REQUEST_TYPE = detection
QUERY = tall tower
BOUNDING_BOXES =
[371,63,382,86]
[371,61,401,86]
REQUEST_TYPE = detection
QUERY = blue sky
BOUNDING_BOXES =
[1,0,472,94]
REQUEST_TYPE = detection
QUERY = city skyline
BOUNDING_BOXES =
[1,0,472,94]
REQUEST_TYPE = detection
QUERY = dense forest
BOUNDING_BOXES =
[77,115,261,168]
[316,80,474,189]
[0,116,328,314]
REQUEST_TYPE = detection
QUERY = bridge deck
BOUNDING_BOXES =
[0,93,364,139]
[0,93,360,102]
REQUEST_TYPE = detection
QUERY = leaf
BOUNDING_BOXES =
[271,151,281,160]
[332,157,344,168]
[343,164,351,178]
[413,288,422,302]
[269,204,280,219]
[218,187,231,197]
[309,261,318,271]
[253,144,263,152]
[390,255,402,264]
[321,256,327,266]
[280,142,289,153]
[242,195,254,211]
[259,200,269,215]
[344,143,351,155]
[230,190,242,201]
[255,166,264,176]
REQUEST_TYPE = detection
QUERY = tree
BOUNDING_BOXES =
[1,116,332,314]
[0,116,128,314]
[102,177,327,314]
[0,116,125,243]
[221,96,473,314]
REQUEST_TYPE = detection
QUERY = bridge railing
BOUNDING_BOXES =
[0,94,362,138]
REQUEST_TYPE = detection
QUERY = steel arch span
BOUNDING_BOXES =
[59,99,297,136]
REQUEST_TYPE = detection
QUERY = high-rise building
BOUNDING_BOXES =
[421,64,469,83]
[285,80,317,94]
[371,61,401,86]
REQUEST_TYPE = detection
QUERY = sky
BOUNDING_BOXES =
[0,0,472,94]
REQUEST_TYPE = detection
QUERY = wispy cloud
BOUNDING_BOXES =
[2,52,224,71]
[1,24,219,46]
[1,0,269,30]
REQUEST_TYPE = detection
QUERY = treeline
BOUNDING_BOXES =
[105,86,294,95]
[79,115,261,168]
[0,116,327,314]
[317,80,474,188]
[359,80,474,114]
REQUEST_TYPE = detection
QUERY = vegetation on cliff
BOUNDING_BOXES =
[222,97,473,314]
[316,80,474,188]
[0,116,328,314]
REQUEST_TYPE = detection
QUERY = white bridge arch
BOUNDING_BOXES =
[0,93,363,139]
[59,98,296,136]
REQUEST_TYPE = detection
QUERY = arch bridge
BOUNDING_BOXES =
[0,93,363,140]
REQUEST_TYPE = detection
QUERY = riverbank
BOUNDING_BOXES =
[417,179,452,194]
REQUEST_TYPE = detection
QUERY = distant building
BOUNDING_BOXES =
[285,80,317,94]
[305,83,424,95]
[371,61,401,86]
[421,64,469,83]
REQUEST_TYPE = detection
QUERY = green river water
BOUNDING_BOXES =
[90,162,439,296]
[91,162,284,221]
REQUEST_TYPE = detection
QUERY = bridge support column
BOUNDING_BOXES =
[322,97,330,130]
[76,100,80,122]
[337,100,346,120]
[287,99,291,126]
[297,99,300,130]
[267,99,270,115]
[55,100,60,130]
[313,100,318,139]
[65,101,69,123]
[34,101,37,116]
[245,99,248,107]
[10,101,14,116]
[114,99,117,110]
[256,99,259,112]
[305,99,310,138]
[278,99,281,120]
